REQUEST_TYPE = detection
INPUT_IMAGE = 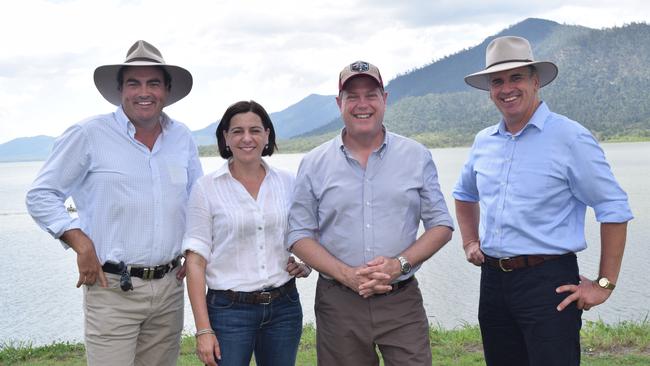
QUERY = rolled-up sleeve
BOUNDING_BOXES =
[420,148,454,230]
[25,125,89,241]
[567,131,633,223]
[287,159,319,250]
[182,180,213,261]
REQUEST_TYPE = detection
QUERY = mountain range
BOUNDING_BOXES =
[284,18,650,151]
[2,18,649,162]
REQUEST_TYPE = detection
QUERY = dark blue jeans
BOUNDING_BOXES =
[479,254,582,366]
[206,284,302,366]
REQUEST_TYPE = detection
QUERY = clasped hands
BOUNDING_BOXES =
[346,256,402,298]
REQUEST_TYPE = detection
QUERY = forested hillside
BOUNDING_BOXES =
[281,19,650,152]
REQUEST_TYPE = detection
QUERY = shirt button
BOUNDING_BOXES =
[257,226,263,230]
[366,201,371,206]
[261,265,265,269]
[366,224,371,229]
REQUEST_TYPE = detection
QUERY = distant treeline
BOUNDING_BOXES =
[199,21,650,156]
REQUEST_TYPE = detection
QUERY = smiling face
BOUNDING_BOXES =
[336,75,387,139]
[120,66,169,128]
[488,66,541,133]
[223,111,270,165]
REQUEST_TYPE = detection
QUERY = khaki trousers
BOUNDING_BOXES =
[315,276,432,366]
[83,266,184,366]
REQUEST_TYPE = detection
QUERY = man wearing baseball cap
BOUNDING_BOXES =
[288,60,454,365]
[453,36,633,365]
[26,40,203,365]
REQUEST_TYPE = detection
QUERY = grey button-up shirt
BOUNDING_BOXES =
[287,130,453,277]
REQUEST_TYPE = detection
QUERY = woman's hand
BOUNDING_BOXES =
[286,256,312,278]
[196,332,221,366]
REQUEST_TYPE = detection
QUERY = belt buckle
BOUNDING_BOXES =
[498,257,513,272]
[142,267,154,280]
[259,292,272,305]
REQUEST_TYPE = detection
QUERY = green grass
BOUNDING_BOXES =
[0,341,86,366]
[2,320,649,365]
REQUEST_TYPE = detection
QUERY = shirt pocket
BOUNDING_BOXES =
[166,158,189,186]
[508,161,551,199]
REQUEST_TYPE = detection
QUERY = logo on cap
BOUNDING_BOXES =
[350,61,370,72]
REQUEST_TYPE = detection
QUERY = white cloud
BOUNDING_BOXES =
[0,0,648,143]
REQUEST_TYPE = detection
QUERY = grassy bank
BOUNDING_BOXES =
[2,320,649,365]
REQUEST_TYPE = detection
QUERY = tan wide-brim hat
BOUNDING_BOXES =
[94,40,193,106]
[464,36,558,91]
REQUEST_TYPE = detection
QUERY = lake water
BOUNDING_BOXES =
[1,142,649,346]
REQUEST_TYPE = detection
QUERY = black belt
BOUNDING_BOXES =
[484,252,575,272]
[102,257,181,280]
[320,274,415,295]
[209,278,296,305]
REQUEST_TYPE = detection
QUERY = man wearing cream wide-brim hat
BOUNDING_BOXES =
[26,40,203,365]
[453,36,633,366]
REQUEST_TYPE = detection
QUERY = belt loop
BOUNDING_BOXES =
[142,267,154,280]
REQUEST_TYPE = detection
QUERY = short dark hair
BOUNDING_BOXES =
[116,65,172,91]
[216,100,278,159]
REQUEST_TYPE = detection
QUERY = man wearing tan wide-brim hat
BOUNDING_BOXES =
[453,36,632,365]
[26,40,203,365]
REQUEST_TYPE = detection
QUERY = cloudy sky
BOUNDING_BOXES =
[1,0,648,144]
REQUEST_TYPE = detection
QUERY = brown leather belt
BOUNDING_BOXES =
[484,253,574,272]
[209,278,296,305]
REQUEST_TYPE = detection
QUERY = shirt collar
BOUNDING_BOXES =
[338,126,389,158]
[115,106,172,137]
[212,158,272,180]
[491,101,550,136]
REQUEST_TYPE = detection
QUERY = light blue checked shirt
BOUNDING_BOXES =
[288,130,454,278]
[453,102,633,258]
[26,106,203,266]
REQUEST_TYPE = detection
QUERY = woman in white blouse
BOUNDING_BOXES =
[183,100,311,366]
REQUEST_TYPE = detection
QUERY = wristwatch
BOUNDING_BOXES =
[397,256,412,275]
[596,276,616,290]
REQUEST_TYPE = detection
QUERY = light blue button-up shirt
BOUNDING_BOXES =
[453,102,633,258]
[288,130,454,278]
[26,106,203,266]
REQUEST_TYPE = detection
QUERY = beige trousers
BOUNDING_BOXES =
[83,266,184,366]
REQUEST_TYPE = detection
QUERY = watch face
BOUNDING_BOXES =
[598,278,609,287]
[398,256,411,274]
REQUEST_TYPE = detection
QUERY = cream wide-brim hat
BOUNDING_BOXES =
[93,40,193,106]
[464,36,558,91]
